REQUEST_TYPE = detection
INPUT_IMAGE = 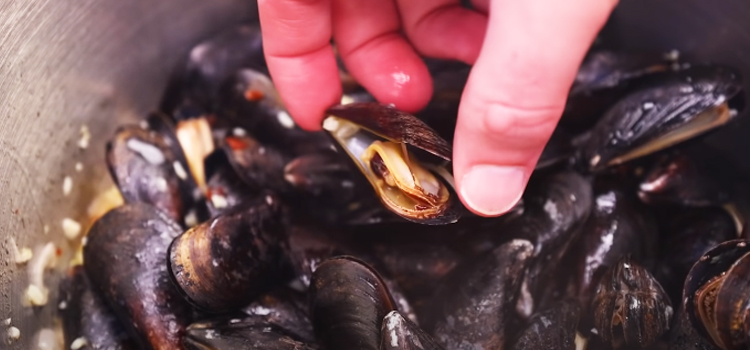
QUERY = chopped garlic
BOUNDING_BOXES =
[211,194,228,209]
[62,176,73,196]
[43,225,49,234]
[78,125,91,149]
[70,337,88,350]
[7,326,20,342]
[11,237,33,264]
[62,218,82,240]
[3,318,10,326]
[24,284,49,306]
[75,162,83,172]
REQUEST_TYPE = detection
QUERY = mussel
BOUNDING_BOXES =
[183,318,317,350]
[510,300,580,350]
[83,203,193,350]
[168,191,292,313]
[683,239,750,350]
[106,124,199,224]
[322,102,459,225]
[592,256,673,349]
[429,239,535,350]
[578,64,744,172]
[381,310,445,350]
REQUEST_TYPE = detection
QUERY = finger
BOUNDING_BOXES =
[257,0,341,131]
[454,0,618,216]
[331,0,432,113]
[396,0,487,64]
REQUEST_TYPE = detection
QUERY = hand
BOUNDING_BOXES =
[257,0,618,217]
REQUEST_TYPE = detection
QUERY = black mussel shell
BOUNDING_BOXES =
[668,306,719,350]
[218,69,334,156]
[536,126,575,171]
[242,288,315,343]
[592,256,673,349]
[283,150,358,200]
[83,203,192,350]
[221,132,290,193]
[380,310,445,350]
[684,239,750,350]
[429,239,535,350]
[570,183,657,319]
[510,171,593,316]
[309,256,397,350]
[168,191,292,313]
[639,145,739,207]
[656,207,737,305]
[184,318,317,350]
[203,150,257,217]
[325,102,452,160]
[160,23,266,117]
[579,64,744,172]
[511,300,580,350]
[59,266,136,350]
[106,124,198,224]
[562,50,680,133]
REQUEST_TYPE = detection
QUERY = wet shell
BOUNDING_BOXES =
[429,239,535,350]
[511,300,580,350]
[579,64,744,172]
[380,310,445,350]
[309,256,396,350]
[106,124,199,224]
[183,318,317,350]
[592,256,673,349]
[83,203,192,350]
[221,132,290,192]
[168,191,291,313]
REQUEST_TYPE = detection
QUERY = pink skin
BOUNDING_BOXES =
[258,0,619,217]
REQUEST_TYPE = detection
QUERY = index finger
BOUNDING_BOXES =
[257,0,342,131]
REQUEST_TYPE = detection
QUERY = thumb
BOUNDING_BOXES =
[454,0,617,216]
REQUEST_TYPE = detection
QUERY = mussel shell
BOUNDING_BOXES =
[511,300,580,350]
[578,64,743,172]
[184,318,317,350]
[372,243,461,301]
[684,240,750,346]
[160,23,266,117]
[429,239,535,350]
[309,256,397,350]
[83,203,192,350]
[203,150,257,217]
[639,145,738,207]
[381,310,445,350]
[668,305,720,350]
[241,288,315,343]
[592,256,673,349]
[714,251,750,350]
[168,191,292,313]
[59,266,136,350]
[106,124,198,224]
[221,132,290,192]
[325,102,452,161]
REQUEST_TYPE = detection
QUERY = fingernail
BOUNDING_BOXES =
[460,165,526,216]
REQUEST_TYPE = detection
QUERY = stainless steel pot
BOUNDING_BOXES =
[1,0,749,348]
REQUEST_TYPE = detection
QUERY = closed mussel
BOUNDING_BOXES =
[683,239,750,350]
[381,310,445,350]
[106,124,198,224]
[221,131,290,192]
[183,318,317,350]
[322,102,460,225]
[168,191,292,313]
[309,255,396,350]
[592,256,673,349]
[510,300,580,350]
[429,239,535,350]
[579,64,744,172]
[83,203,192,350]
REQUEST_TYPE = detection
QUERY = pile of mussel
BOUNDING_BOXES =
[58,21,750,350]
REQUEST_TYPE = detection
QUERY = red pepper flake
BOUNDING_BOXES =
[244,89,264,102]
[56,248,63,256]
[226,136,248,150]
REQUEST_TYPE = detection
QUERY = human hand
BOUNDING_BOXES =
[257,0,618,217]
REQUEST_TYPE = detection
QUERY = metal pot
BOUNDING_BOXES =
[1,0,749,348]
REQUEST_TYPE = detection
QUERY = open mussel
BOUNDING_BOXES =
[683,239,750,350]
[168,191,292,313]
[592,256,673,349]
[83,203,193,350]
[578,64,744,172]
[322,102,459,225]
